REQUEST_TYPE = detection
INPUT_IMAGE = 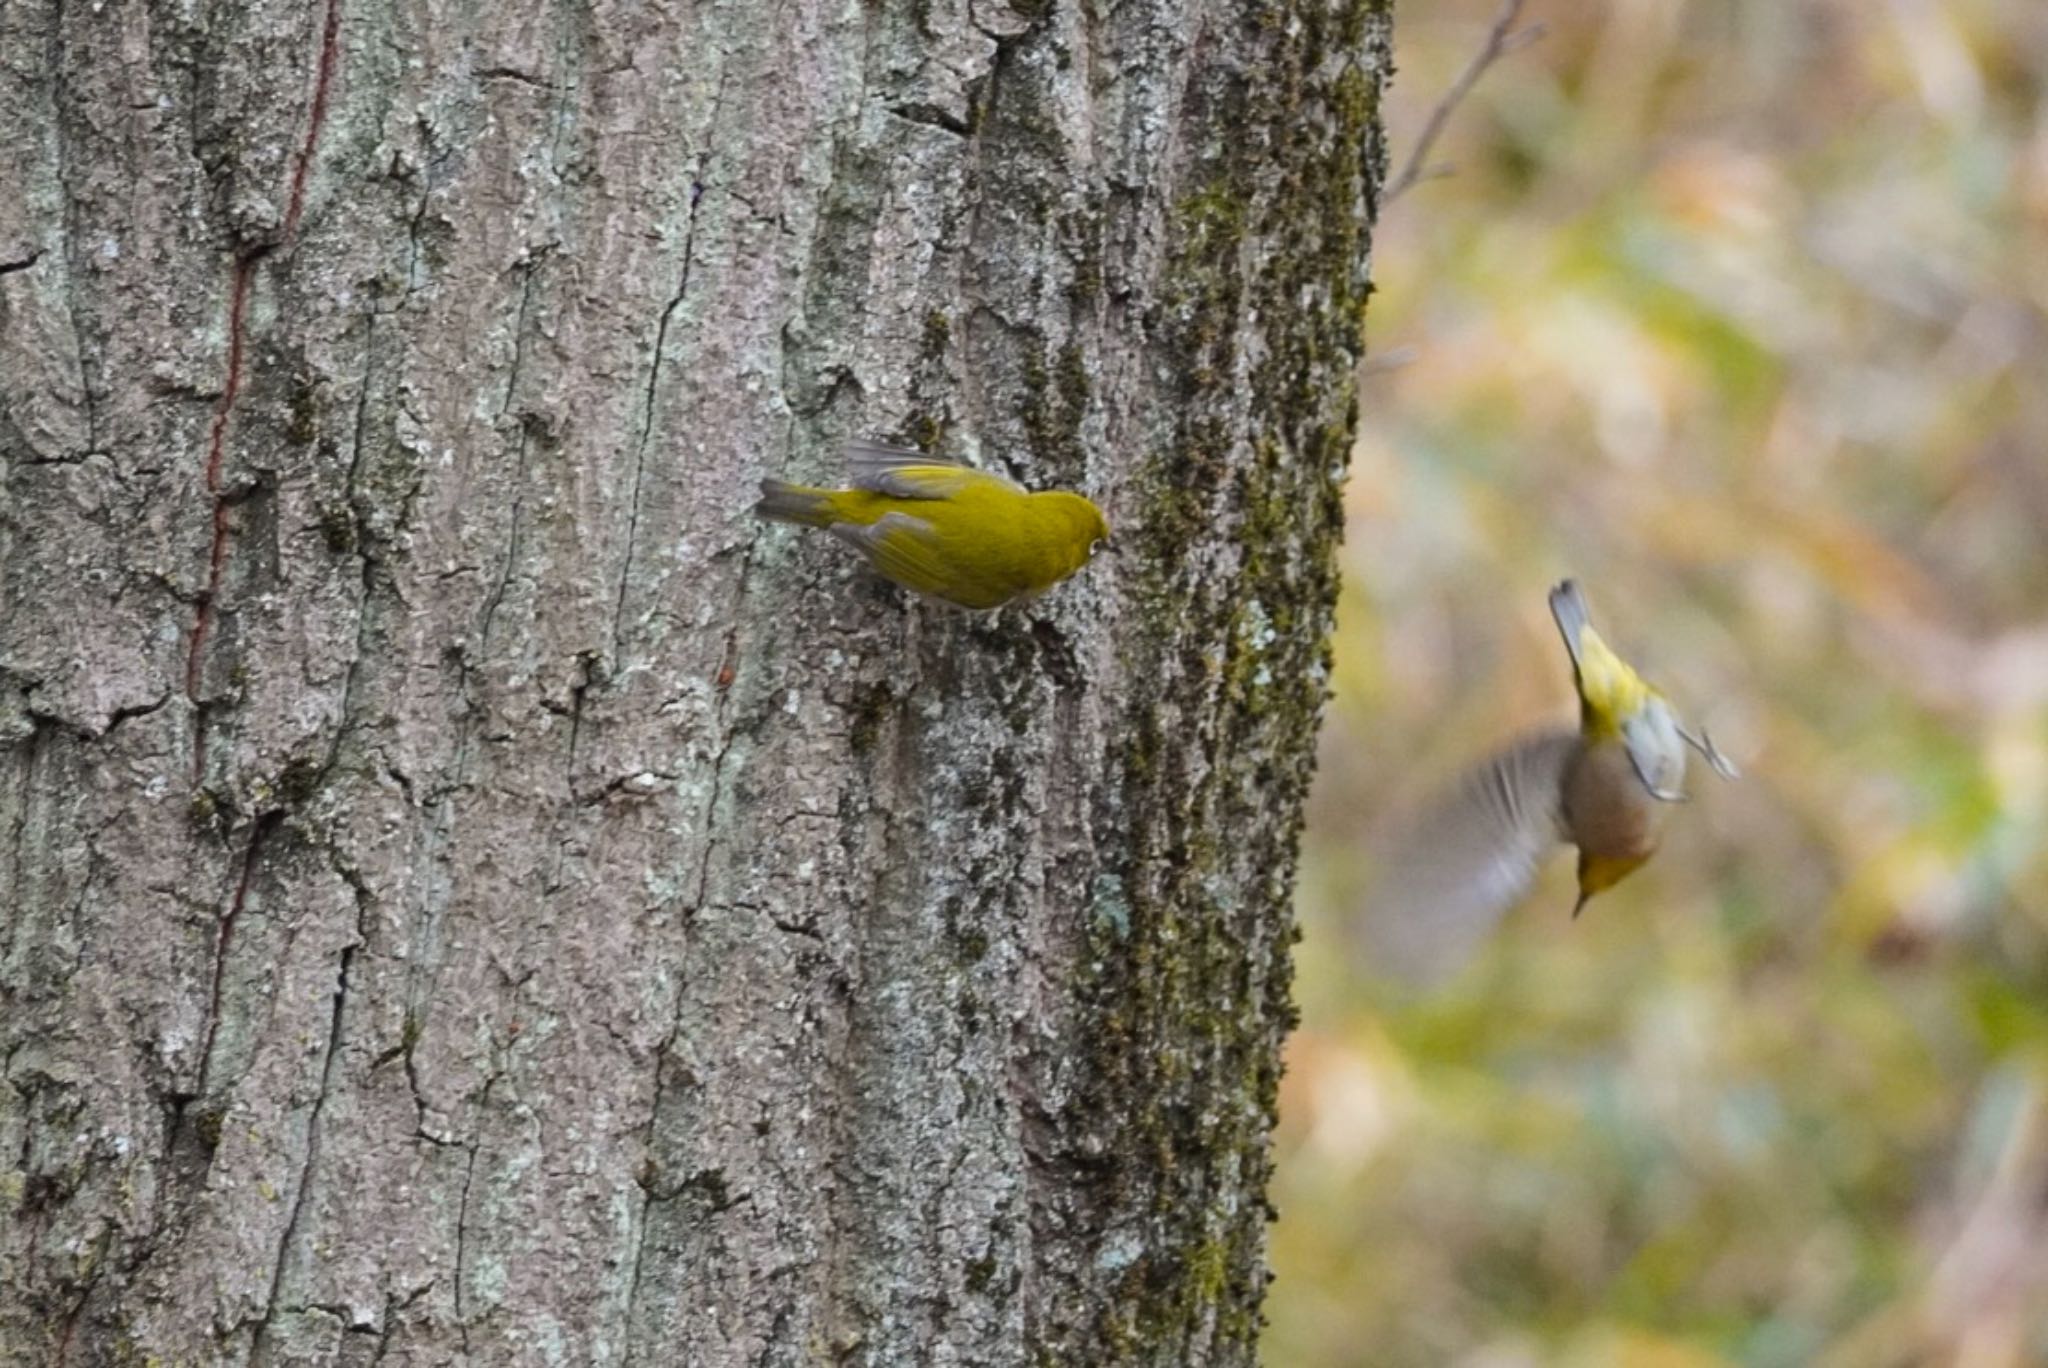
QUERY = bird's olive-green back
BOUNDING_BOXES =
[754,443,1110,610]
[756,454,1105,610]
[822,476,1104,609]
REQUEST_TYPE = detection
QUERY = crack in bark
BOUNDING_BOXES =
[452,1128,482,1361]
[379,116,445,320]
[398,180,433,311]
[563,654,592,780]
[190,811,279,1106]
[369,997,440,1143]
[50,1228,109,1368]
[689,554,754,911]
[542,652,604,888]
[409,32,582,1018]
[816,885,872,1361]
[611,55,734,661]
[97,691,172,738]
[309,305,387,799]
[887,102,970,137]
[403,1045,439,1143]
[495,248,553,422]
[476,66,554,89]
[0,250,42,275]
[620,556,754,1348]
[489,7,580,424]
[46,0,98,454]
[185,253,257,783]
[370,1280,435,1362]
[610,153,715,661]
[441,1012,515,1359]
[438,279,543,802]
[471,426,533,682]
[952,28,1032,458]
[618,1097,665,1353]
[618,950,711,1336]
[248,941,357,1365]
[7,722,49,968]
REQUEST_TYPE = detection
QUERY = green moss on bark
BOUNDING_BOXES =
[1055,0,1390,1358]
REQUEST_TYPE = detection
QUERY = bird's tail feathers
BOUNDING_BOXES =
[1551,580,1651,730]
[754,479,835,527]
[1548,579,1591,673]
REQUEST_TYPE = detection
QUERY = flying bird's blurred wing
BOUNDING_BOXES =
[1361,729,1578,985]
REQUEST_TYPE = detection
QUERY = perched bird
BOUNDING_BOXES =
[754,440,1111,611]
[1364,580,1738,981]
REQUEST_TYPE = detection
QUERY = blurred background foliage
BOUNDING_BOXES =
[1267,1,2048,1364]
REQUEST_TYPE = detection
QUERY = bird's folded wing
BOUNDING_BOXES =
[829,511,967,603]
[844,439,1018,500]
[1361,728,1579,985]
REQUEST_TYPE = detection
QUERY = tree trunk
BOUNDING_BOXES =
[0,0,1386,1360]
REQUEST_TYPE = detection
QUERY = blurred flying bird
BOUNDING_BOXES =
[1366,579,1738,981]
[754,440,1111,611]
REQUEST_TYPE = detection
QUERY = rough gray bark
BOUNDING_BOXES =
[0,0,1388,1361]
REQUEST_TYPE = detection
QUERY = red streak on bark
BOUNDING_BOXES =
[188,0,342,780]
[185,255,255,779]
[284,0,344,240]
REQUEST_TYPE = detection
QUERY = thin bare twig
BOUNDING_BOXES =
[1385,0,1547,204]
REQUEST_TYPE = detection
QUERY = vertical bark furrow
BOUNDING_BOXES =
[248,942,354,1364]
[613,132,717,662]
[190,813,281,1108]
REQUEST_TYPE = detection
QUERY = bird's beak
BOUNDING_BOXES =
[1572,890,1591,919]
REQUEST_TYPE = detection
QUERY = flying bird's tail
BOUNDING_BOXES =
[1548,579,1591,675]
[1549,578,1650,736]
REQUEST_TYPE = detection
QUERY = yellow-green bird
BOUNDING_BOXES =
[754,440,1111,611]
[1366,580,1738,981]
